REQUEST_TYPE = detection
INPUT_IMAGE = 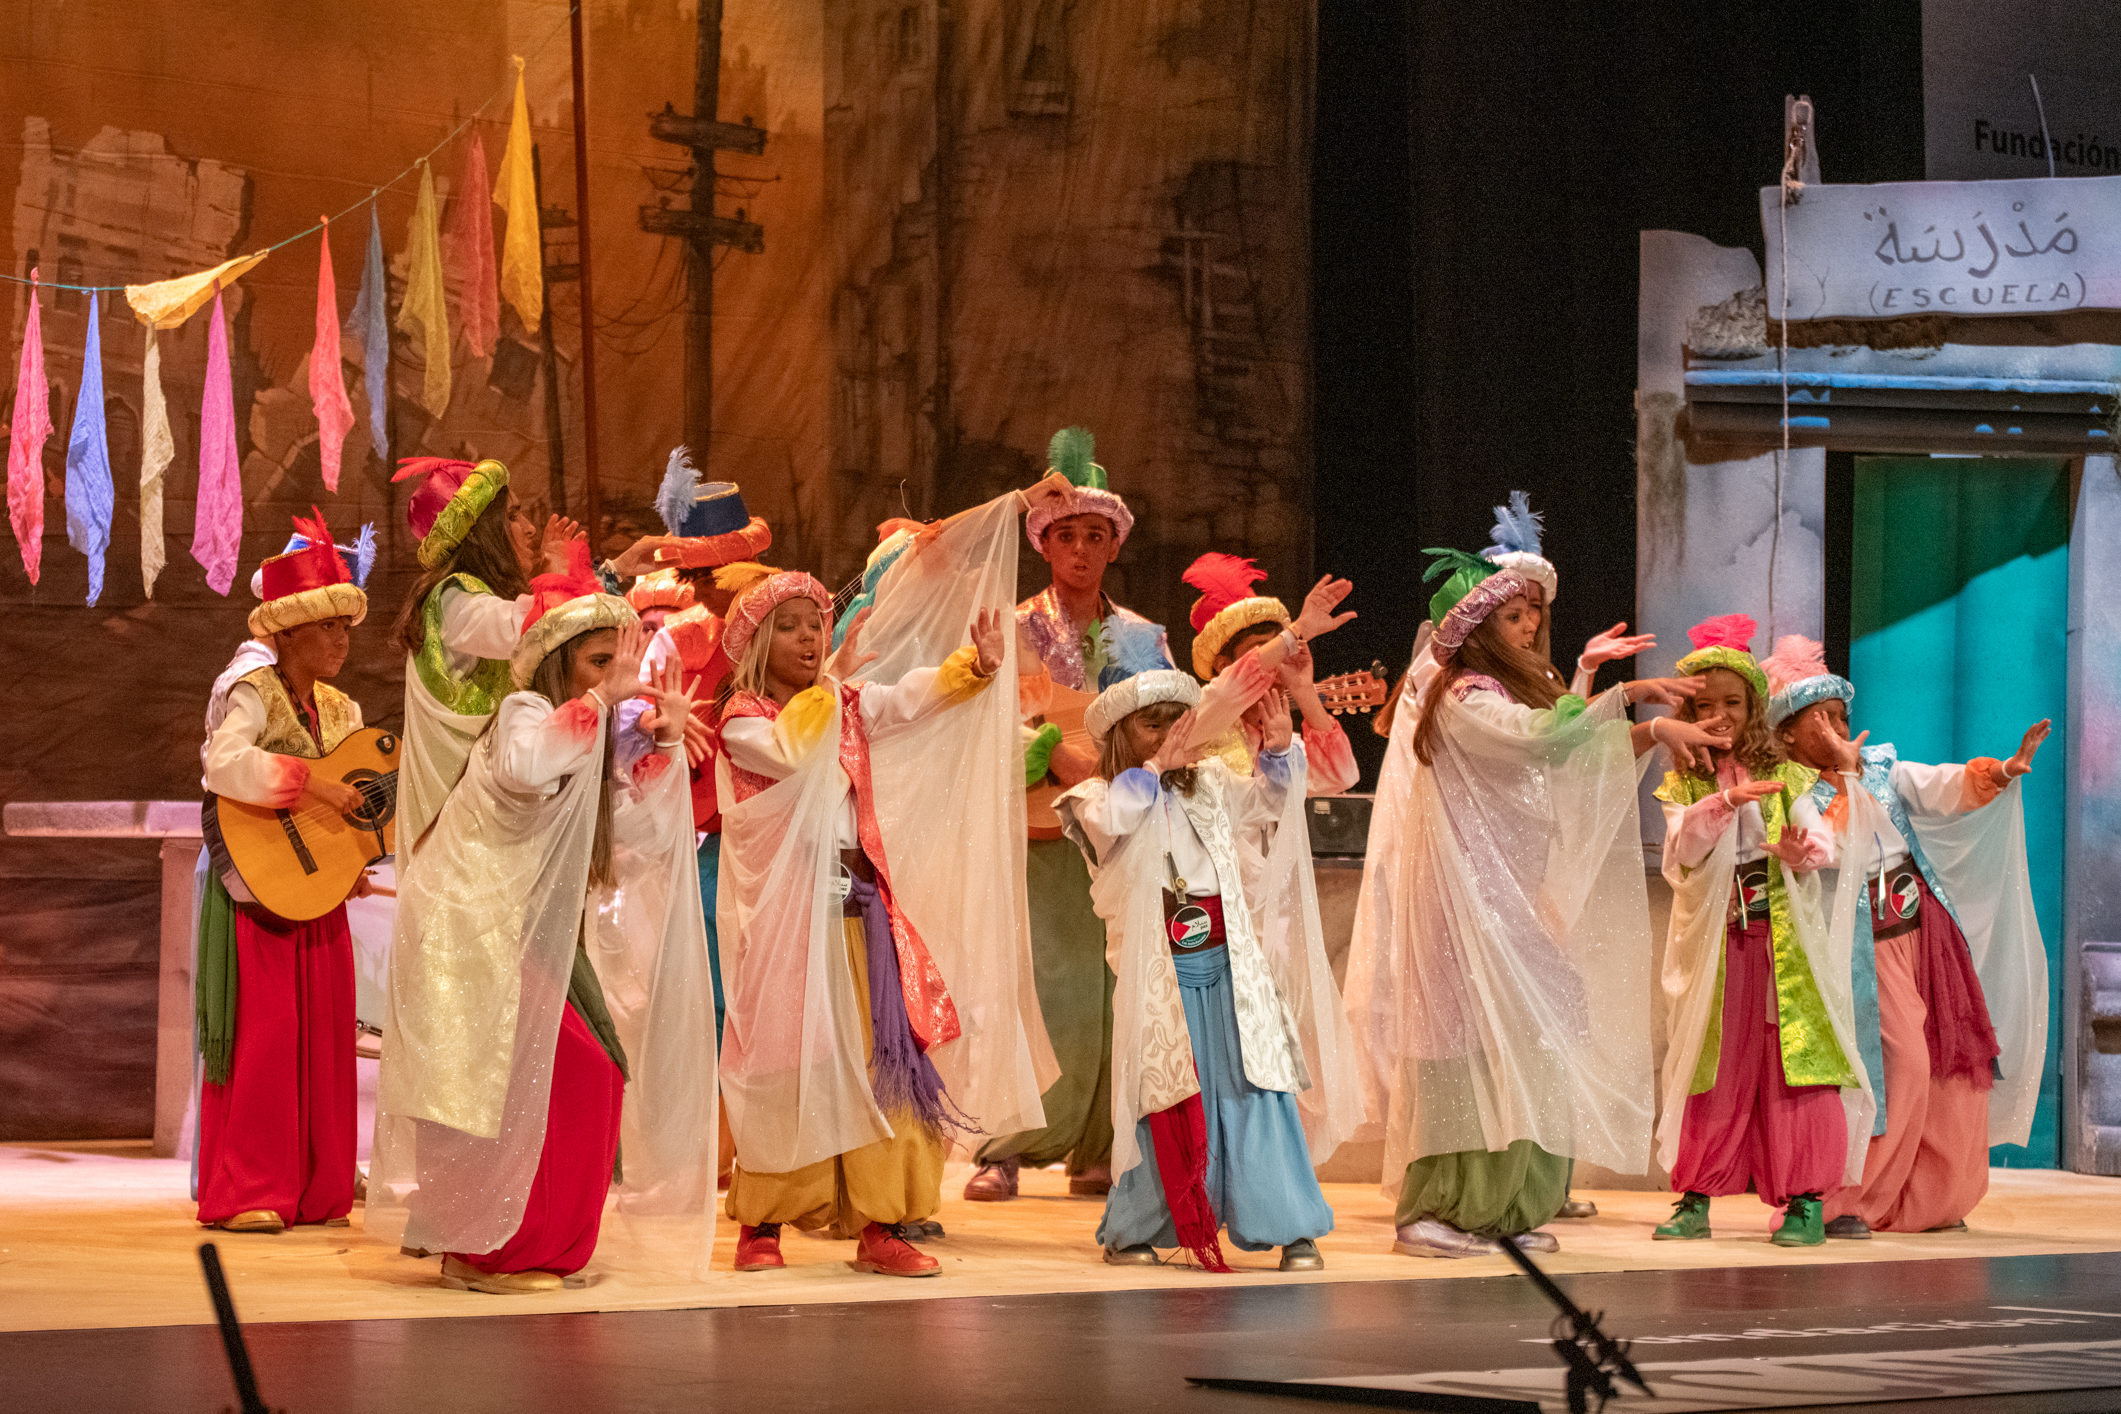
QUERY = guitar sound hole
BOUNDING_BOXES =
[342,769,399,830]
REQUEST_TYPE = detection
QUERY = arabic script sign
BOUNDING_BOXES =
[1761,174,2121,320]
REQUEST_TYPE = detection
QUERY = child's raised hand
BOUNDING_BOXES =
[541,514,585,574]
[599,622,649,703]
[1832,728,1869,775]
[1277,641,1316,689]
[1155,709,1214,770]
[1581,623,1656,670]
[971,607,1007,676]
[1292,576,1357,642]
[1722,778,1784,808]
[824,607,878,684]
[2003,718,2052,779]
[638,660,698,750]
[1625,675,1704,707]
[612,534,677,577]
[1651,716,1728,772]
[1254,688,1294,752]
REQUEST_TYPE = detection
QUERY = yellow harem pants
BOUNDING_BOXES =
[726,916,946,1230]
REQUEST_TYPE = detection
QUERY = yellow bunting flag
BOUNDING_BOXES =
[396,161,452,418]
[139,325,173,597]
[493,55,544,331]
[124,251,269,329]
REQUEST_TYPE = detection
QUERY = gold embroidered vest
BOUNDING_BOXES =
[240,666,358,758]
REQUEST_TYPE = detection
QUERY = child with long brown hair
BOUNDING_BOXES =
[390,457,583,852]
[1652,615,1872,1250]
[1363,549,1717,1259]
[373,556,718,1295]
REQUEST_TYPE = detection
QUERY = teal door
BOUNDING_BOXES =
[1850,455,2069,1167]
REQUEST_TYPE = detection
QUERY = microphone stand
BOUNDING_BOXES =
[1495,1239,1654,1413]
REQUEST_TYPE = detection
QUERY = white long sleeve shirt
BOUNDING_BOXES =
[437,584,531,679]
[201,682,366,809]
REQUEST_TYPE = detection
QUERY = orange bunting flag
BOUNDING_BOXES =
[493,55,544,331]
[311,218,356,491]
[443,133,500,359]
[396,161,452,418]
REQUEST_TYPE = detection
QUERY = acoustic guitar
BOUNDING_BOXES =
[1022,667,1391,838]
[203,727,400,922]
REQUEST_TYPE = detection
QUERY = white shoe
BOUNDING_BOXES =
[1509,1229,1559,1253]
[1391,1218,1499,1258]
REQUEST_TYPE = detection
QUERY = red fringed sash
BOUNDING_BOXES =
[1910,877,1999,1089]
[1146,1081,1231,1273]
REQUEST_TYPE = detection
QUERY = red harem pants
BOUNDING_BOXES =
[197,905,357,1226]
[453,1004,626,1277]
[1827,877,1997,1231]
[1671,910,1847,1208]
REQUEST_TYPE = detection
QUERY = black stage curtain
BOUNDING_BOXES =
[1312,0,1923,785]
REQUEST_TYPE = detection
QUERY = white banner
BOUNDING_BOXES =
[1760,174,2121,321]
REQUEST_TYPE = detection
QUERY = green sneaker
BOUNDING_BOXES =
[1653,1191,1711,1240]
[1772,1194,1825,1247]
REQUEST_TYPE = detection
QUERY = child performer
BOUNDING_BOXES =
[196,512,375,1233]
[1057,670,1340,1271]
[1653,615,1873,1249]
[1762,637,2049,1235]
[717,489,1047,1277]
[626,455,774,1046]
[964,427,1173,1204]
[625,570,692,636]
[1370,492,1653,740]
[391,456,583,853]
[371,550,718,1293]
[1358,550,1712,1259]
[1182,553,1361,795]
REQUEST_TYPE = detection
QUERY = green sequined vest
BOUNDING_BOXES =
[415,573,516,714]
[1659,759,1856,1094]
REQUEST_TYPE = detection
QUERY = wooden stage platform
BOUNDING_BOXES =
[5,1140,2119,1334]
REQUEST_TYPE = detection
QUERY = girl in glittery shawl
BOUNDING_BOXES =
[715,489,1056,1279]
[1358,549,1716,1261]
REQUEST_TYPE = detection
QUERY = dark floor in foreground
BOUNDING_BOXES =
[9,1253,2121,1413]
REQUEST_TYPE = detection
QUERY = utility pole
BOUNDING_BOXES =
[640,0,766,471]
[568,2,604,547]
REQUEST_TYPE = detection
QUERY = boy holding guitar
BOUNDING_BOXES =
[197,514,376,1235]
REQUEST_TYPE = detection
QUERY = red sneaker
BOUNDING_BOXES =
[852,1222,942,1277]
[735,1223,785,1272]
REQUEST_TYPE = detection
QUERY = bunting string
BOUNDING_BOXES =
[0,12,575,601]
[0,8,577,296]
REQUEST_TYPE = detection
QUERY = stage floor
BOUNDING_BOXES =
[10,1247,2121,1413]
[4,1140,2120,1334]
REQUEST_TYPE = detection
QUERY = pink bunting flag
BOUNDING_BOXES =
[310,218,356,492]
[191,286,242,595]
[442,133,500,359]
[7,268,52,584]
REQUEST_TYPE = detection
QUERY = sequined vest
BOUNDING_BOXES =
[1660,758,1856,1093]
[414,573,516,715]
[238,666,358,758]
